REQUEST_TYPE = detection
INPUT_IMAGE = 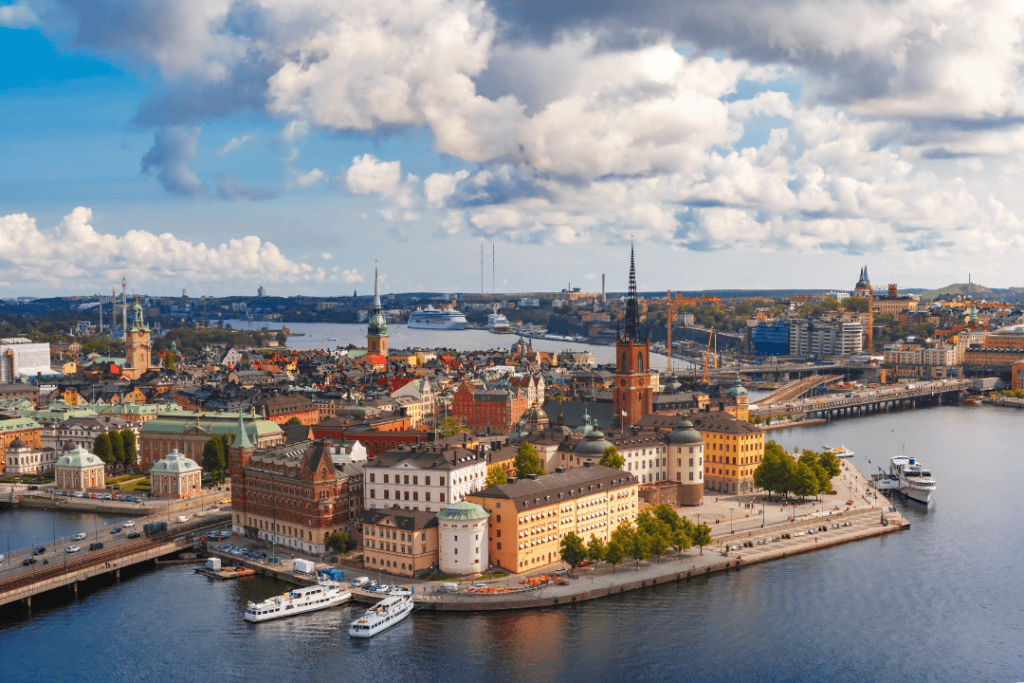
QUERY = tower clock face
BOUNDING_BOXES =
[620,379,626,386]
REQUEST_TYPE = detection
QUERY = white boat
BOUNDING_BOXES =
[823,445,854,458]
[890,454,937,504]
[244,578,351,623]
[348,591,415,637]
[487,306,511,334]
[407,305,468,330]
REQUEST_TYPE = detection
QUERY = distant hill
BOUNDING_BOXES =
[918,283,996,301]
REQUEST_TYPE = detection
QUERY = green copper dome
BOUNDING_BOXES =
[574,428,613,457]
[725,373,748,399]
[436,501,491,520]
[667,418,703,446]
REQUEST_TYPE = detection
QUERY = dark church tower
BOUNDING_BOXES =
[614,243,653,427]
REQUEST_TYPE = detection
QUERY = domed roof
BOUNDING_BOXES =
[574,428,613,456]
[150,449,201,474]
[56,445,103,468]
[665,376,682,393]
[725,373,748,398]
[572,407,595,436]
[520,402,549,428]
[7,436,26,449]
[667,418,703,445]
[436,501,491,520]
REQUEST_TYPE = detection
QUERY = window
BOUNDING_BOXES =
[425,492,431,502]
[404,475,409,485]
[496,542,501,550]
[413,475,418,485]
[496,529,501,537]
[370,489,376,499]
[496,514,501,523]
[369,473,375,483]
[425,476,431,485]
[440,477,445,486]
[440,493,445,502]
[384,474,389,484]
[384,490,389,499]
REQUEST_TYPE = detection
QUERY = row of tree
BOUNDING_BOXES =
[92,430,137,467]
[201,436,231,483]
[559,504,714,574]
[752,441,842,500]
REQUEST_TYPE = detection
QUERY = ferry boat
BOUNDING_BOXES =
[407,305,468,330]
[348,590,415,638]
[244,578,351,623]
[487,311,511,334]
[890,454,937,505]
[823,445,854,458]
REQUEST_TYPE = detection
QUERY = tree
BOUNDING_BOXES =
[286,417,303,425]
[690,523,712,555]
[791,461,821,500]
[514,442,545,477]
[438,416,467,437]
[598,446,625,470]
[120,430,137,467]
[586,534,606,563]
[817,450,842,480]
[485,465,509,488]
[93,432,113,463]
[604,538,625,572]
[275,331,288,346]
[109,430,125,466]
[164,352,175,370]
[325,531,352,555]
[754,441,797,499]
[799,451,831,496]
[559,532,588,574]
[612,523,650,571]
[202,437,226,482]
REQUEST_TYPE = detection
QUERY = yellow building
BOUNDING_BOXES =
[694,412,764,495]
[467,464,638,574]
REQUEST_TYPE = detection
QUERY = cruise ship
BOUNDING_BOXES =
[488,310,511,334]
[407,305,468,330]
[890,454,937,504]
[244,577,351,623]
[348,590,415,637]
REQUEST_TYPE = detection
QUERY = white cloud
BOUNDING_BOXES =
[0,1,37,28]
[346,154,402,194]
[219,134,253,154]
[321,252,333,260]
[340,269,364,283]
[0,208,322,291]
[292,168,325,188]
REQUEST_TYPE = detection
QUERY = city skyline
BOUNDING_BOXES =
[4,1,1024,297]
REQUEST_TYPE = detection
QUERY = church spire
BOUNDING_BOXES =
[373,262,381,311]
[236,410,254,450]
[623,238,641,341]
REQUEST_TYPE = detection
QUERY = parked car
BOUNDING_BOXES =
[219,498,231,504]
[66,546,80,553]
[123,520,135,527]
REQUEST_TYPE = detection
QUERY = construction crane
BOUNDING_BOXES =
[702,327,714,383]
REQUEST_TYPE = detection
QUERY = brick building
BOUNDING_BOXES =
[452,383,529,434]
[139,412,284,470]
[254,395,321,425]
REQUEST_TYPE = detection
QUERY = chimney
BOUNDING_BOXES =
[508,476,518,485]
[526,473,540,480]
[555,466,566,474]
[583,461,592,467]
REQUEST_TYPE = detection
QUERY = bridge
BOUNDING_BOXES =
[750,379,975,421]
[759,375,845,405]
[0,514,229,609]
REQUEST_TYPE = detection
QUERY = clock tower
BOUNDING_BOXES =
[614,243,653,428]
[367,265,388,356]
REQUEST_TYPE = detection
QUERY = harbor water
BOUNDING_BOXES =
[2,398,1022,679]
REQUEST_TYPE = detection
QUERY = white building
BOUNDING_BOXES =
[4,437,56,476]
[0,338,53,381]
[436,501,490,576]
[150,449,203,499]
[54,446,105,491]
[364,444,488,513]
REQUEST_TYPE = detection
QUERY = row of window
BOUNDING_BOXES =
[368,489,447,503]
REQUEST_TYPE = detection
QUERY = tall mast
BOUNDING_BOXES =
[121,273,127,334]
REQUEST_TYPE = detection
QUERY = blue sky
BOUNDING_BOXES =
[3,1,1024,298]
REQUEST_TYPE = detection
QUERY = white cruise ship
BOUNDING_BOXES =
[890,454,937,504]
[407,305,468,330]
[348,591,415,637]
[487,311,511,334]
[823,445,854,458]
[244,578,351,623]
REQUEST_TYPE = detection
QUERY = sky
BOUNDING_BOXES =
[2,0,1024,298]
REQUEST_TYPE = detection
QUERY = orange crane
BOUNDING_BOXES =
[702,327,714,383]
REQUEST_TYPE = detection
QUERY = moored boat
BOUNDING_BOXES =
[890,453,937,505]
[348,590,414,637]
[244,576,351,623]
[408,305,468,330]
[823,444,854,458]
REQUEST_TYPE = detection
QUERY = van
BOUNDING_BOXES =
[439,582,459,593]
[351,576,369,588]
[176,515,188,523]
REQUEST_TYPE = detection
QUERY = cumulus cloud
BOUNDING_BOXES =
[292,168,325,188]
[140,126,208,197]
[219,134,253,154]
[0,1,37,28]
[0,207,321,290]
[346,154,402,194]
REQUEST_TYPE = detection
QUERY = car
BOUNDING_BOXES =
[127,532,141,539]
[110,527,122,534]
[123,520,135,528]
[66,545,80,553]
[219,498,231,504]
[103,493,112,500]
[34,546,46,555]
[72,532,87,540]
[23,558,37,565]
[27,484,39,490]
[89,542,104,551]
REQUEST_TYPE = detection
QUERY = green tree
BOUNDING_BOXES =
[219,434,232,475]
[690,523,712,555]
[438,416,467,437]
[817,450,842,480]
[109,430,125,465]
[275,331,288,346]
[514,442,545,477]
[559,532,588,574]
[791,462,821,500]
[286,417,303,425]
[612,523,650,571]
[586,534,606,563]
[799,451,831,496]
[844,297,870,312]
[324,531,352,555]
[120,430,137,467]
[485,465,509,488]
[93,432,113,463]
[202,437,227,481]
[598,446,625,469]
[164,352,175,370]
[754,441,798,498]
[604,538,625,572]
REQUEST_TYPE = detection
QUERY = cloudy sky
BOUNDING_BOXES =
[3,0,1023,298]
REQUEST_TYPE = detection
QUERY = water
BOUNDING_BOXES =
[2,408,1022,681]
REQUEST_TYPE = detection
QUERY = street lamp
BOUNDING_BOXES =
[729,507,734,534]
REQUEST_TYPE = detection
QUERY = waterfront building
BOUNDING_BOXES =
[0,417,42,474]
[466,463,638,574]
[367,266,388,357]
[437,501,490,575]
[54,445,105,491]
[1013,361,1024,392]
[613,245,655,427]
[666,418,705,506]
[149,449,202,499]
[696,412,763,495]
[47,415,132,456]
[751,320,791,356]
[229,420,355,555]
[363,442,488,513]
[789,318,863,357]
[360,508,438,578]
[4,437,54,476]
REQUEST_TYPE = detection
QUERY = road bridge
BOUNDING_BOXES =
[750,380,974,422]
